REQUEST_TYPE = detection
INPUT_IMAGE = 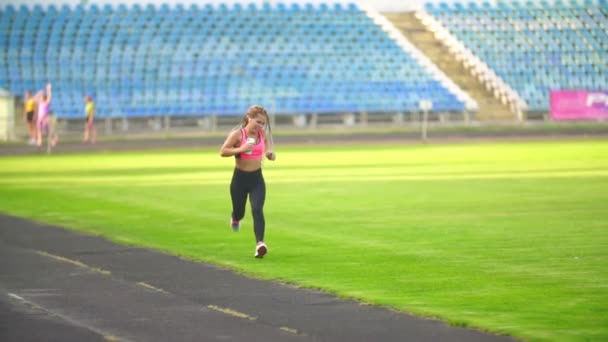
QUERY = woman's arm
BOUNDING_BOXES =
[45,83,52,104]
[264,135,275,160]
[220,130,250,157]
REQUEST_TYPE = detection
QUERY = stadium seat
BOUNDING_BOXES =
[427,0,608,111]
[1,2,467,117]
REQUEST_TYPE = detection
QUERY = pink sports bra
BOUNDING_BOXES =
[237,128,265,160]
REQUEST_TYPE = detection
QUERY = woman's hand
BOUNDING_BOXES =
[241,142,254,153]
[265,151,276,161]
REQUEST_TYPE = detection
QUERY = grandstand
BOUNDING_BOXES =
[0,1,475,127]
[0,0,606,139]
[422,0,608,112]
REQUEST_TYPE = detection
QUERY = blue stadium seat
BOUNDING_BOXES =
[427,0,607,111]
[0,2,468,117]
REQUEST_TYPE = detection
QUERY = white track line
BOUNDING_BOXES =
[6,292,131,342]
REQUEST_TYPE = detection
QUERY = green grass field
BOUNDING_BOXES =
[1,139,607,341]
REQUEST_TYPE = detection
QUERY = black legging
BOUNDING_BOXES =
[230,168,266,242]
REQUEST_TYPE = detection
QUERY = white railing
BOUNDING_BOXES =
[415,9,528,120]
[362,4,479,112]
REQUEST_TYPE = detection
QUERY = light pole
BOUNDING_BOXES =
[419,99,432,142]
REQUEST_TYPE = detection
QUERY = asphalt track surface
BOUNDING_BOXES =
[0,215,516,342]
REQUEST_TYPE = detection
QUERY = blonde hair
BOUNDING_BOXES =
[240,105,268,127]
[238,105,274,149]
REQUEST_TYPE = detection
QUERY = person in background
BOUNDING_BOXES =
[220,105,276,258]
[23,90,37,145]
[83,95,96,144]
[35,83,56,147]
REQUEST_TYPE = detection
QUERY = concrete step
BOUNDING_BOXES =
[384,12,516,121]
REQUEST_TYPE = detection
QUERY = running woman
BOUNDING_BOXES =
[220,105,276,258]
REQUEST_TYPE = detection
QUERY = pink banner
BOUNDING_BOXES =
[551,90,608,121]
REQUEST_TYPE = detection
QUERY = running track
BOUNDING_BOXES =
[0,215,514,341]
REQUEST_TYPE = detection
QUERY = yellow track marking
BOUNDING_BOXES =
[207,305,256,321]
[36,251,111,275]
[279,326,299,334]
[32,251,303,336]
[136,282,168,294]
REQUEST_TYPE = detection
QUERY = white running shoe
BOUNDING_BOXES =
[254,241,267,258]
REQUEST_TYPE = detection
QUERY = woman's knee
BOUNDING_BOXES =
[251,205,264,217]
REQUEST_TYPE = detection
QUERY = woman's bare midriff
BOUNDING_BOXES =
[236,158,263,172]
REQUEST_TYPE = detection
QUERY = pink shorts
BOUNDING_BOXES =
[37,114,47,129]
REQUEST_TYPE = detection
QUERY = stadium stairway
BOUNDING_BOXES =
[384,12,515,121]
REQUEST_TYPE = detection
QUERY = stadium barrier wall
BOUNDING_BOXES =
[37,110,473,139]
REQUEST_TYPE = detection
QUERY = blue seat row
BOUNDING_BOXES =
[0,2,465,118]
[3,2,362,15]
[426,0,608,111]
